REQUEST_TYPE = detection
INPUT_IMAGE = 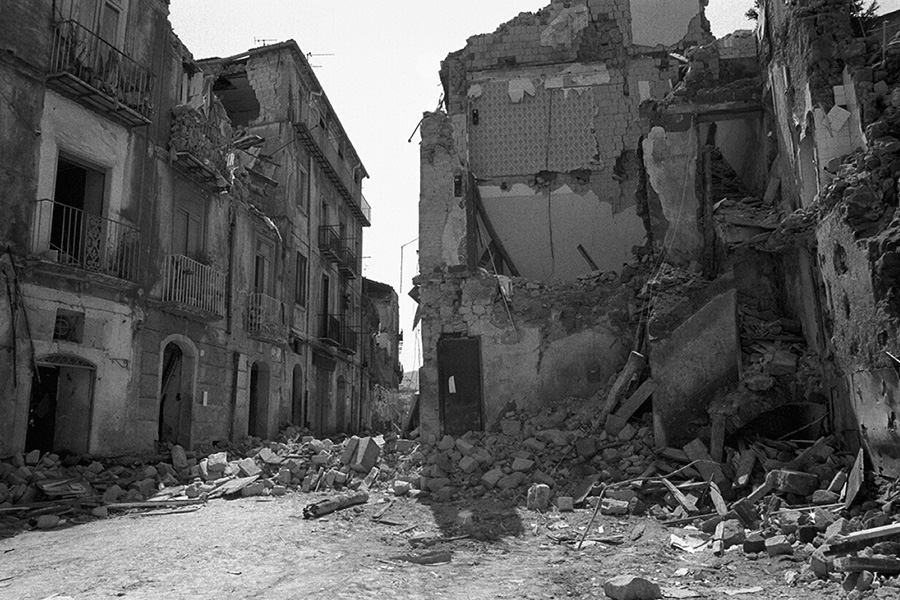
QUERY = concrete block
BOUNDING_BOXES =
[459,455,479,473]
[438,435,456,451]
[812,489,840,505]
[556,496,574,512]
[765,470,819,497]
[603,575,662,600]
[395,439,417,454]
[36,515,60,529]
[207,452,228,472]
[743,533,766,554]
[237,458,262,478]
[497,471,526,490]
[427,478,452,493]
[341,436,360,465]
[512,457,535,472]
[765,534,793,557]
[352,437,381,473]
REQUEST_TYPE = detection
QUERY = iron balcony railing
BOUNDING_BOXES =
[246,292,285,339]
[318,225,342,260]
[320,314,342,346]
[338,245,359,279]
[48,19,154,125]
[161,254,226,316]
[295,102,371,226]
[30,199,140,282]
[340,324,359,355]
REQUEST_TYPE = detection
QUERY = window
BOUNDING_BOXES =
[97,1,121,44]
[295,252,308,307]
[173,197,203,260]
[254,237,275,296]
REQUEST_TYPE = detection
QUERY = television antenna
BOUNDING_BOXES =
[254,38,278,47]
[307,52,335,68]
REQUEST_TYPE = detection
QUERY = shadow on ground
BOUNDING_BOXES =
[420,496,525,541]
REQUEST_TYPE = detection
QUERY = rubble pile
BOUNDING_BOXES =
[381,401,658,506]
[168,98,233,177]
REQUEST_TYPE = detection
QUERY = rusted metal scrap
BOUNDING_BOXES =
[302,490,369,519]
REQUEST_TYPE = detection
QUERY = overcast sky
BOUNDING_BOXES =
[168,0,897,372]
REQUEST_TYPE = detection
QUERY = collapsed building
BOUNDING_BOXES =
[0,0,399,456]
[414,0,900,479]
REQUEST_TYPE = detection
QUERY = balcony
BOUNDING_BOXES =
[30,199,140,282]
[294,104,371,227]
[246,292,286,340]
[169,105,233,191]
[48,20,154,127]
[340,324,359,355]
[318,225,342,261]
[319,314,342,347]
[160,254,226,318]
[338,245,359,279]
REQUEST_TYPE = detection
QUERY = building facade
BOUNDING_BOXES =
[0,1,382,456]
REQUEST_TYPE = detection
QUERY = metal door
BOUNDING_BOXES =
[438,337,483,435]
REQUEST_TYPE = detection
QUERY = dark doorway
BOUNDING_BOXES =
[26,367,59,454]
[314,366,331,434]
[27,360,95,454]
[248,362,270,438]
[51,155,105,268]
[437,337,484,436]
[158,342,194,447]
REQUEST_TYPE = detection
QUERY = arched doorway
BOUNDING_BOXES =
[336,375,347,433]
[248,361,270,438]
[158,340,195,448]
[292,365,304,428]
[26,355,96,454]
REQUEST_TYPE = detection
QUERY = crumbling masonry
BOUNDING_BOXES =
[416,0,900,482]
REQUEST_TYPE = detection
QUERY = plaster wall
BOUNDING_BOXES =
[21,283,138,455]
[36,93,134,224]
[629,0,704,48]
[642,125,703,263]
[650,287,739,447]
[479,183,645,280]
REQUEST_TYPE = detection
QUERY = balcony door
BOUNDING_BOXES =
[254,238,275,297]
[51,155,105,269]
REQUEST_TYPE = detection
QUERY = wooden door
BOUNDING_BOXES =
[438,337,483,436]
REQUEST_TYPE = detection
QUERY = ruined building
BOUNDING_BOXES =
[0,0,396,456]
[416,0,900,476]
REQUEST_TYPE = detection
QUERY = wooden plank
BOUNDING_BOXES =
[712,521,726,556]
[683,438,725,483]
[844,448,865,509]
[709,481,729,517]
[745,482,773,504]
[659,448,691,463]
[834,556,900,574]
[735,446,757,487]
[605,379,657,436]
[662,478,699,513]
[785,436,832,471]
[600,352,645,421]
[830,523,900,548]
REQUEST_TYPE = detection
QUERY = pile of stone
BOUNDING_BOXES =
[379,397,659,509]
[0,431,388,530]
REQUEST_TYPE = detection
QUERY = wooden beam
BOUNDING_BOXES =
[472,179,519,277]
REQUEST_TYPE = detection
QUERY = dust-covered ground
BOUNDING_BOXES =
[0,492,852,600]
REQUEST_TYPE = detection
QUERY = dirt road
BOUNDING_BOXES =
[0,493,854,599]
